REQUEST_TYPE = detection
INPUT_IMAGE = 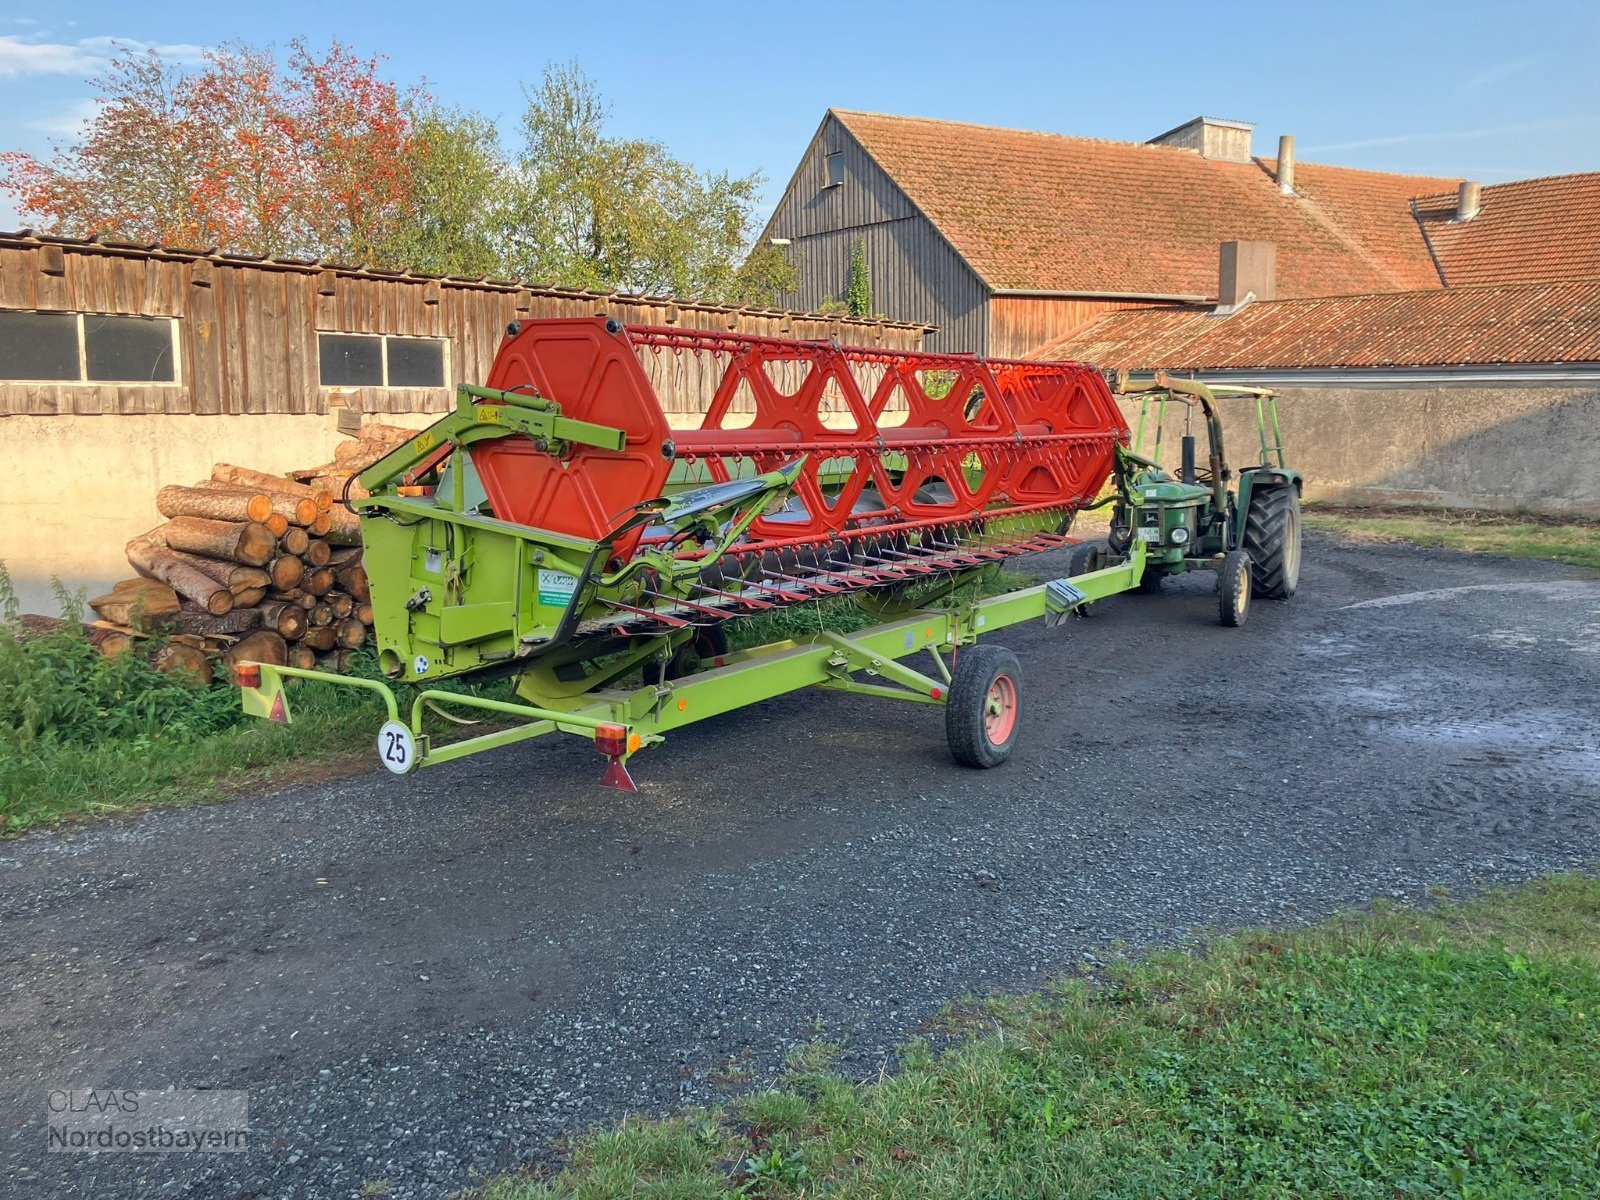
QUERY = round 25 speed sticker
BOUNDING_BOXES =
[377,721,417,775]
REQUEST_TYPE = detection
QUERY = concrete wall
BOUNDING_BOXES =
[1119,383,1600,517]
[3,412,437,615]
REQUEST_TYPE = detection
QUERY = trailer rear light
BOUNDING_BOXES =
[234,663,262,689]
[594,723,629,757]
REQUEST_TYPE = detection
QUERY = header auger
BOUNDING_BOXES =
[237,319,1300,787]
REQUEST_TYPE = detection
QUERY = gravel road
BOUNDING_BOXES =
[3,532,1597,1199]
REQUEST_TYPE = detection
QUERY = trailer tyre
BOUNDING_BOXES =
[1066,542,1100,615]
[1243,484,1301,598]
[1219,549,1253,628]
[946,645,1023,769]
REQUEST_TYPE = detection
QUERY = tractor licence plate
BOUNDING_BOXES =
[1136,528,1162,543]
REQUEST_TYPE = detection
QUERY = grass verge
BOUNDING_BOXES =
[1304,504,1600,572]
[1,566,1037,836]
[477,875,1600,1199]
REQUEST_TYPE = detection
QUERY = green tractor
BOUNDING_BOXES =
[1093,372,1302,626]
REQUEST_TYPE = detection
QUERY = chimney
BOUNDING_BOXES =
[1148,117,1254,164]
[1276,135,1296,194]
[1455,180,1482,222]
[1214,241,1277,314]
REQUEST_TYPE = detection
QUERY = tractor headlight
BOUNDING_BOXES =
[1170,526,1190,544]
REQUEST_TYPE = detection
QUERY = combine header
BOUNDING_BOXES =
[237,318,1299,787]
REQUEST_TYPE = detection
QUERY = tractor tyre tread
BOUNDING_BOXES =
[1243,484,1301,599]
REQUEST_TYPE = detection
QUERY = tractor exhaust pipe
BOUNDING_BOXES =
[1181,435,1197,484]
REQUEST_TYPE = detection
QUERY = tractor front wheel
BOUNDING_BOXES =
[1243,485,1302,598]
[946,644,1023,769]
[1218,549,1253,627]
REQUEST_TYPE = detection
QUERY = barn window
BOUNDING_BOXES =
[0,310,178,383]
[318,333,447,388]
[825,151,844,188]
[84,315,177,382]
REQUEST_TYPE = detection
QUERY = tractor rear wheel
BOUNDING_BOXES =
[1218,549,1252,627]
[946,644,1023,769]
[1243,485,1302,599]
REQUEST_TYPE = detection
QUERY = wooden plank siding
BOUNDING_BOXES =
[0,234,927,417]
[763,113,989,353]
[987,296,1178,361]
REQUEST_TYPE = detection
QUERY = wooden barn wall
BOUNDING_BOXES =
[988,297,1176,361]
[764,114,987,354]
[0,241,924,418]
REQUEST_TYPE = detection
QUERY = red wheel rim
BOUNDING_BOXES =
[984,674,1018,744]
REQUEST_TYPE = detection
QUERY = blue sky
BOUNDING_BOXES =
[2,0,1596,229]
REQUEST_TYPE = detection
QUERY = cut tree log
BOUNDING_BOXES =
[356,602,374,625]
[317,648,353,673]
[334,563,369,601]
[126,534,233,615]
[280,526,311,557]
[233,585,267,607]
[334,617,367,649]
[224,566,272,594]
[157,484,274,526]
[328,592,354,619]
[88,579,179,630]
[304,539,332,568]
[298,625,337,651]
[222,630,288,672]
[152,642,213,685]
[168,607,260,636]
[288,646,318,670]
[211,463,317,500]
[323,507,362,545]
[308,602,333,627]
[304,567,336,596]
[161,516,275,567]
[327,545,362,567]
[268,554,305,591]
[315,474,369,501]
[258,600,308,640]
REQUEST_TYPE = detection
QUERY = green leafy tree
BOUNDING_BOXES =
[506,63,795,304]
[846,237,872,317]
[377,107,511,278]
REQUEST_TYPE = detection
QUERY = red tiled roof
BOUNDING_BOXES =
[833,110,1457,299]
[1035,279,1600,370]
[1413,172,1600,285]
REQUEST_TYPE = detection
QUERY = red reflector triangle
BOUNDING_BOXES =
[599,757,637,792]
[268,691,289,725]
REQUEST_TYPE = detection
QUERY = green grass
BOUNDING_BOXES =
[0,565,1039,836]
[477,875,1600,1199]
[1305,505,1600,573]
[0,566,509,835]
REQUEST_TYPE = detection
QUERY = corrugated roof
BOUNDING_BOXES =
[832,110,1457,298]
[1414,172,1600,285]
[0,228,932,332]
[1034,279,1600,370]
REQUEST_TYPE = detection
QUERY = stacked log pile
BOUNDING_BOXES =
[91,424,416,678]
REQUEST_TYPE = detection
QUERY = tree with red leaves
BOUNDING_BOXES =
[1,40,426,264]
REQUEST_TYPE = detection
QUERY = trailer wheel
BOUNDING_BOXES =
[645,624,730,683]
[1243,485,1301,599]
[1218,549,1253,628]
[946,645,1023,768]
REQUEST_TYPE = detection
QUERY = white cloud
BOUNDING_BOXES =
[1461,56,1540,93]
[27,96,100,136]
[0,34,207,78]
[1303,116,1600,155]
